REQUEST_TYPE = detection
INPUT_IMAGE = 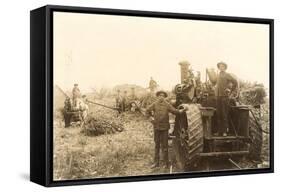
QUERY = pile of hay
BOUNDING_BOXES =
[81,116,124,136]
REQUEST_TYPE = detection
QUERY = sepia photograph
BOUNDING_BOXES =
[52,11,271,181]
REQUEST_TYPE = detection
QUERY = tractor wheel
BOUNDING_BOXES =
[173,104,204,170]
[249,110,263,161]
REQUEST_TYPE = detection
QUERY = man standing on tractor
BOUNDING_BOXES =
[146,90,186,169]
[216,62,238,136]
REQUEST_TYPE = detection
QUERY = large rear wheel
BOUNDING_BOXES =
[173,104,204,170]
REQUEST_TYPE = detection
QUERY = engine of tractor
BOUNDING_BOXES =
[174,61,251,138]
[172,61,265,166]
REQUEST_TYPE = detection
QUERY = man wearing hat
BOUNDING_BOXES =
[216,62,238,136]
[72,83,81,108]
[146,90,186,169]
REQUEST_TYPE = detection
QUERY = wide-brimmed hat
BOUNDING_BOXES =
[217,62,228,69]
[156,90,168,97]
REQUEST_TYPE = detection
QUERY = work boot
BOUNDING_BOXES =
[151,151,160,169]
[151,161,160,168]
[164,162,170,169]
[163,149,169,169]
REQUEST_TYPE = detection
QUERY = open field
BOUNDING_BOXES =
[53,98,169,180]
[53,97,270,180]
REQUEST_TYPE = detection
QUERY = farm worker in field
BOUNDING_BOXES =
[129,87,138,112]
[115,89,122,112]
[80,95,89,112]
[70,95,89,127]
[78,95,89,123]
[115,89,122,113]
[130,87,137,100]
[121,90,128,112]
[215,62,238,136]
[72,83,81,98]
[149,77,158,93]
[72,83,81,108]
[146,90,187,169]
[63,97,72,128]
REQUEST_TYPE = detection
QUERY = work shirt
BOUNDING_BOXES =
[146,100,179,130]
[72,87,81,98]
[122,95,127,104]
[115,94,122,104]
[216,71,238,97]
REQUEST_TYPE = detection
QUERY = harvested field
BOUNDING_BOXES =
[53,98,170,180]
[53,97,270,180]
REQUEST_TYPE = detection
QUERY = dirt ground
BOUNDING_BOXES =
[53,98,171,180]
[53,98,270,181]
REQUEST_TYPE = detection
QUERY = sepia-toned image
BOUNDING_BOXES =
[52,11,271,181]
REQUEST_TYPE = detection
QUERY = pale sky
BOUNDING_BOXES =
[53,12,270,92]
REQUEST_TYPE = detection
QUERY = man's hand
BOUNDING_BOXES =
[149,116,155,125]
[149,116,155,122]
[178,106,188,113]
[178,109,185,113]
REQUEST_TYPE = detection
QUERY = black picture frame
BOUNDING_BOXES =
[30,5,274,187]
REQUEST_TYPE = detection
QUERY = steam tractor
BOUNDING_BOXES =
[172,61,263,170]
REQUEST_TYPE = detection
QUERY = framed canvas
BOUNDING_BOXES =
[30,5,274,187]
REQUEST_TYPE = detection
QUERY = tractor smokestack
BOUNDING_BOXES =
[179,60,191,83]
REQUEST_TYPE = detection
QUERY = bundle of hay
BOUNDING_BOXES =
[81,117,124,136]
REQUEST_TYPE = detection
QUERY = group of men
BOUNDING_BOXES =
[146,61,237,169]
[115,87,140,113]
[65,63,237,169]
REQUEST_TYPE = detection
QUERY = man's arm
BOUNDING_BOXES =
[146,102,155,116]
[163,101,180,114]
[164,100,188,114]
[169,104,178,115]
[227,73,238,88]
